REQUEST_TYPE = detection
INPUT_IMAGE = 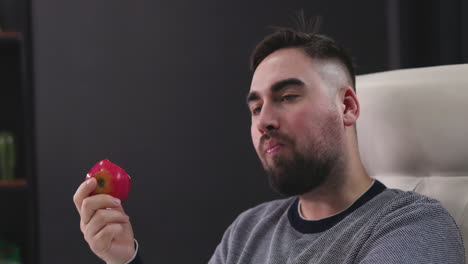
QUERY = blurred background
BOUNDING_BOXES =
[0,0,467,263]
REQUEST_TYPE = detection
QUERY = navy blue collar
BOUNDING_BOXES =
[288,180,386,234]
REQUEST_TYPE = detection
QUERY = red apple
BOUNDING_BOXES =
[86,159,131,201]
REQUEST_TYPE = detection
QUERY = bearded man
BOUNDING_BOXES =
[73,25,465,264]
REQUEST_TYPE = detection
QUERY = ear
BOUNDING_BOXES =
[338,86,360,127]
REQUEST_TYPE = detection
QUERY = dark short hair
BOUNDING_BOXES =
[250,27,356,90]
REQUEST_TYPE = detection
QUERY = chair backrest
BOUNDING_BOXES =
[356,64,468,257]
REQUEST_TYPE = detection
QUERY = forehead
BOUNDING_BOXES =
[250,48,322,93]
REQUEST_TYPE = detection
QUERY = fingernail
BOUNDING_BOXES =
[113,198,121,205]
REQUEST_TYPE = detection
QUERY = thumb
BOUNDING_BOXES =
[73,177,97,213]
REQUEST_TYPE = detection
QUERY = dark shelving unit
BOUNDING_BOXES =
[0,0,37,263]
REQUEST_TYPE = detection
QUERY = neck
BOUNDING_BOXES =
[298,139,372,220]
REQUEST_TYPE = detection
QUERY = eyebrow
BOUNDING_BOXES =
[246,78,305,105]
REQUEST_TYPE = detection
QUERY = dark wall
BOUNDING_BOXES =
[32,1,389,263]
[389,0,468,69]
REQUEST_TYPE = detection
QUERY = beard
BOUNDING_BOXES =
[260,129,342,197]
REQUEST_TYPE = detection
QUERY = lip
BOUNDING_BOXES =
[264,141,283,155]
[266,145,282,155]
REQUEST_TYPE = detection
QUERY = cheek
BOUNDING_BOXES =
[251,125,261,152]
[287,107,333,149]
[288,109,314,137]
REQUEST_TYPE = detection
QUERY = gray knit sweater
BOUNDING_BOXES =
[208,181,465,264]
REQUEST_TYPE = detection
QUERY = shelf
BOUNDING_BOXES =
[0,32,22,41]
[0,0,35,263]
[0,31,21,36]
[0,179,27,190]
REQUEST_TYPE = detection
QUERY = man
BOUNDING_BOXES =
[73,25,465,264]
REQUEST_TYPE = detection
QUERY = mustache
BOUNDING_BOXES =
[259,131,295,152]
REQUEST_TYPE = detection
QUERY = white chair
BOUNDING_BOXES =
[356,64,468,257]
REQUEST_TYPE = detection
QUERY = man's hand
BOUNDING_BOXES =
[73,177,136,264]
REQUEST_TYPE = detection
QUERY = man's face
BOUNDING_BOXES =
[247,48,345,196]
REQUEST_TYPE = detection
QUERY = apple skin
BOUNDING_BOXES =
[86,159,131,201]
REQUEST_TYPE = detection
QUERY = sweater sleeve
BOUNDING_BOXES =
[207,222,235,264]
[127,252,143,264]
[126,239,143,264]
[356,198,465,264]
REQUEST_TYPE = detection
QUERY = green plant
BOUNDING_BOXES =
[0,131,15,181]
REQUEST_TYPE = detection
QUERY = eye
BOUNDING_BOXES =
[281,94,298,102]
[251,106,261,116]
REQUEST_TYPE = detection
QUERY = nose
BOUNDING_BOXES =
[256,103,280,135]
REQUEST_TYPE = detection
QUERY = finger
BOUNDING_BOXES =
[73,177,97,213]
[81,194,122,226]
[80,205,128,233]
[89,223,123,254]
[84,209,130,238]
